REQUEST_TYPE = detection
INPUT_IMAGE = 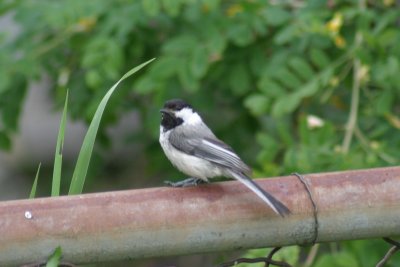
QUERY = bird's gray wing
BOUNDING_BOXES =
[169,125,251,175]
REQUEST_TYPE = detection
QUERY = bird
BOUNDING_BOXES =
[159,99,290,216]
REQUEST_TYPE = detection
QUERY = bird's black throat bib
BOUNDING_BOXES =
[161,112,183,132]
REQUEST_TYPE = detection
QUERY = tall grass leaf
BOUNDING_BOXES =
[68,58,155,195]
[29,163,41,199]
[52,91,68,197]
[46,246,62,267]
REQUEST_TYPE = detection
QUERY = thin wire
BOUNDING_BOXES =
[292,173,319,245]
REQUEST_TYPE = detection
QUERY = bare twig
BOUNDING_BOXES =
[219,247,293,267]
[376,238,400,267]
[376,246,399,267]
[342,0,365,153]
[218,256,292,267]
[303,244,320,267]
[342,43,362,153]
[354,126,398,164]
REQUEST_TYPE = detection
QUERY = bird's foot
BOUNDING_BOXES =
[164,177,207,187]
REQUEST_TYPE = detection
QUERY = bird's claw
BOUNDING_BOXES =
[164,177,206,187]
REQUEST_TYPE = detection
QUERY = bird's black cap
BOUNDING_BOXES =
[163,99,192,111]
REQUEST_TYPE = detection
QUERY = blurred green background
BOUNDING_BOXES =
[0,0,399,266]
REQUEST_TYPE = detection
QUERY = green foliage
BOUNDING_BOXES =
[314,251,359,267]
[45,246,62,267]
[2,1,399,175]
[28,59,153,197]
[27,61,153,267]
[68,59,154,195]
[0,130,11,150]
[52,91,68,197]
[2,1,400,266]
[345,239,400,267]
[29,163,41,199]
[0,78,27,150]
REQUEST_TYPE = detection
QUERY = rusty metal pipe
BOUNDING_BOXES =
[0,167,399,266]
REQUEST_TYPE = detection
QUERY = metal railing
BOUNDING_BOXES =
[0,167,399,266]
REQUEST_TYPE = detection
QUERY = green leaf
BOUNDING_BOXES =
[85,70,103,89]
[151,57,180,79]
[250,15,268,36]
[310,48,330,68]
[274,25,297,45]
[178,62,199,92]
[262,6,291,26]
[256,133,279,162]
[206,26,227,55]
[272,94,301,117]
[201,0,220,11]
[190,46,209,79]
[163,35,198,54]
[372,10,398,35]
[0,70,10,94]
[296,79,319,98]
[46,246,62,267]
[288,57,314,81]
[0,131,11,150]
[0,80,27,132]
[244,94,269,115]
[378,29,398,47]
[320,67,334,85]
[375,90,393,115]
[258,77,285,97]
[162,0,182,17]
[227,23,254,47]
[274,67,302,89]
[134,76,159,94]
[29,163,41,199]
[52,91,68,197]
[299,115,310,145]
[314,251,359,267]
[277,121,294,147]
[68,58,155,195]
[229,65,250,96]
[141,0,160,16]
[82,38,124,80]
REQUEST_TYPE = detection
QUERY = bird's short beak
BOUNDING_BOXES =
[160,108,173,116]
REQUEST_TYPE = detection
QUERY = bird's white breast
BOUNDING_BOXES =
[159,126,223,180]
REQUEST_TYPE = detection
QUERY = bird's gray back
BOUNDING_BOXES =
[169,123,251,175]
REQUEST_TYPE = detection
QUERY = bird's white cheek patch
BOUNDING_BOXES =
[175,108,202,126]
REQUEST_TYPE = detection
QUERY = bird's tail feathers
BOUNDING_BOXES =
[229,171,290,217]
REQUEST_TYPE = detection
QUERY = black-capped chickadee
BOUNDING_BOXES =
[159,99,290,216]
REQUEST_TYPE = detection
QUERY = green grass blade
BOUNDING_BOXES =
[29,163,41,199]
[68,58,155,195]
[52,91,68,197]
[46,246,62,267]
